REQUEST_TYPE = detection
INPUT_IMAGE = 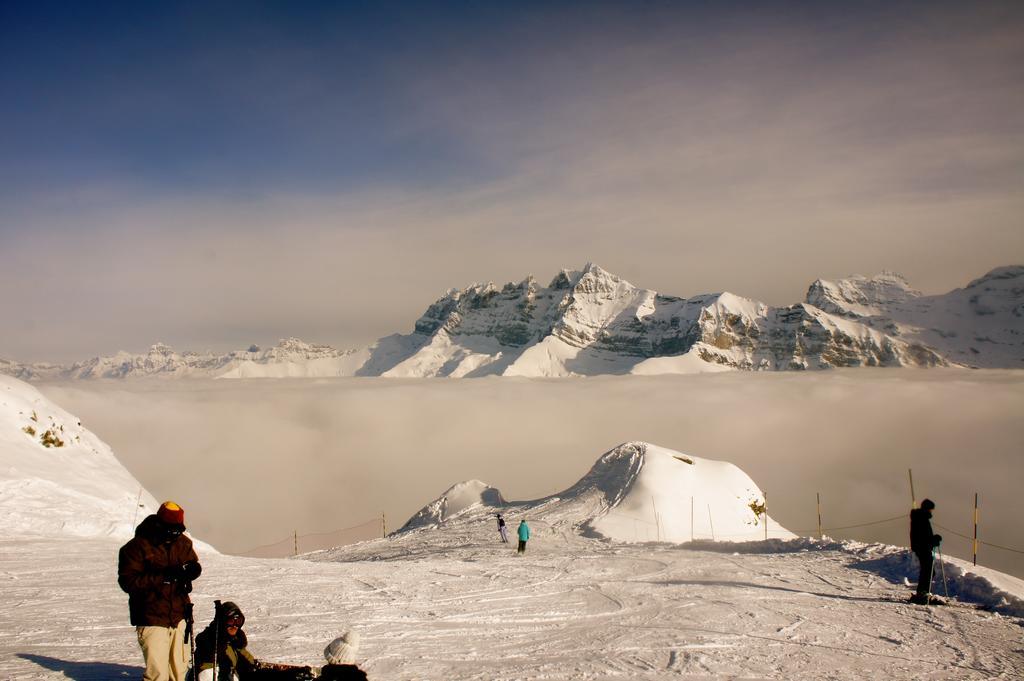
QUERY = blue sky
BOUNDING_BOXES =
[1,2,501,195]
[1,1,1022,361]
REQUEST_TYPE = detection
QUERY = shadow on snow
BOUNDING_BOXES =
[18,653,141,680]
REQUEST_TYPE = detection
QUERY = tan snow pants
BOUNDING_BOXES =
[137,620,188,681]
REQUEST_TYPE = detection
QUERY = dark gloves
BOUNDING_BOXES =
[162,565,185,583]
[182,560,202,581]
[253,662,314,680]
[162,560,202,584]
[933,534,942,546]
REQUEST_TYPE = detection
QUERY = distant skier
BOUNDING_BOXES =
[193,601,313,680]
[317,631,369,680]
[517,519,531,554]
[496,513,508,543]
[118,501,201,681]
[909,499,942,605]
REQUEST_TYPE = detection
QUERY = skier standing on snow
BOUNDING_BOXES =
[496,513,508,543]
[909,498,942,605]
[517,519,530,554]
[118,501,202,681]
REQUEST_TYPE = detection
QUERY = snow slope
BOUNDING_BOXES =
[0,375,158,538]
[6,527,1024,680]
[400,442,795,543]
[2,390,1024,679]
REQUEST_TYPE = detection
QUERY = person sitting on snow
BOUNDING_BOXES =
[193,601,313,680]
[317,631,368,680]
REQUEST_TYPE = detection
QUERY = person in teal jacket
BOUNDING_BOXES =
[517,519,530,554]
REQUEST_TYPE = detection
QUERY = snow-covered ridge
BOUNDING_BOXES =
[0,375,159,538]
[370,263,964,376]
[2,337,363,380]
[3,264,1021,378]
[399,441,794,543]
[806,265,1024,368]
[399,480,507,528]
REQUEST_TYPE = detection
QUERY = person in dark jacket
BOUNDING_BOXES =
[909,498,942,604]
[194,601,313,681]
[496,513,508,543]
[317,631,369,681]
[118,501,202,681]
[194,601,256,680]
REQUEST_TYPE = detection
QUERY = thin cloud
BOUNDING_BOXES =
[38,370,1024,578]
[1,4,1022,360]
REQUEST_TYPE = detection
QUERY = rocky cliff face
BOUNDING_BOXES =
[379,264,950,375]
[804,266,1024,368]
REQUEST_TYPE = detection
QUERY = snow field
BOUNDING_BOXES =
[4,373,1024,679]
[3,524,1024,681]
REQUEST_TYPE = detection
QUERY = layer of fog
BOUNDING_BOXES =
[38,370,1024,578]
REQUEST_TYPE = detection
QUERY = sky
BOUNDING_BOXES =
[2,1,1023,362]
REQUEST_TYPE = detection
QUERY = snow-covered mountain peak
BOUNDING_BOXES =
[400,479,507,530]
[806,272,922,318]
[964,265,1024,291]
[569,262,634,296]
[4,264,1021,379]
[258,337,348,359]
[797,265,1023,368]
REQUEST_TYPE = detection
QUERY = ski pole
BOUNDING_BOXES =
[938,545,949,598]
[186,603,195,681]
[212,600,220,681]
[926,549,936,599]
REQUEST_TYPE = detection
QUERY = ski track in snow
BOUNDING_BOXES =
[3,525,1024,681]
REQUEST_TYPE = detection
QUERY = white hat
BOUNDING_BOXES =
[324,631,360,665]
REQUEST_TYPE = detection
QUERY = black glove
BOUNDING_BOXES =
[933,534,942,546]
[182,560,202,581]
[162,565,185,583]
[162,562,198,584]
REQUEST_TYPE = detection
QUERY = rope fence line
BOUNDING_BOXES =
[582,507,1024,555]
[295,519,380,541]
[935,523,1024,556]
[234,504,1024,560]
[239,517,383,558]
[788,514,907,534]
[604,511,910,540]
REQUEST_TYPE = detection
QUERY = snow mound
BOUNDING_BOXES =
[668,535,1024,616]
[570,442,795,543]
[398,442,792,544]
[835,540,1024,617]
[400,479,507,530]
[0,374,159,539]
